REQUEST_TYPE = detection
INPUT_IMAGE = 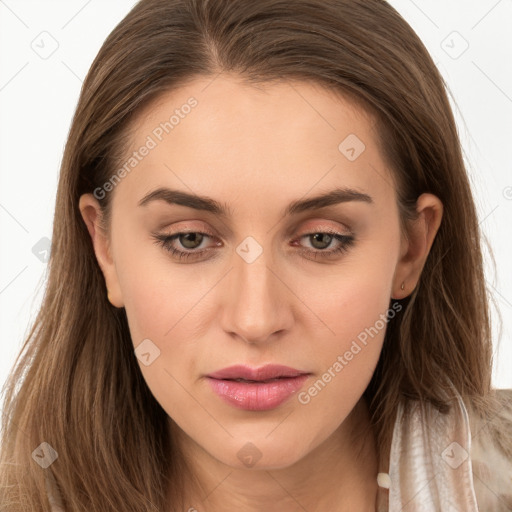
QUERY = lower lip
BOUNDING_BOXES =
[206,375,309,411]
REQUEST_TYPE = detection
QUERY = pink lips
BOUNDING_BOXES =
[206,364,310,411]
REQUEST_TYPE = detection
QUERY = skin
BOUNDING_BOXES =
[79,74,443,511]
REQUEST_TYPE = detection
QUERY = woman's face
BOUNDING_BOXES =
[81,74,438,470]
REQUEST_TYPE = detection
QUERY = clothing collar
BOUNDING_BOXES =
[387,390,478,511]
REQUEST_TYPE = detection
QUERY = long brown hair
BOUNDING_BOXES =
[0,0,499,510]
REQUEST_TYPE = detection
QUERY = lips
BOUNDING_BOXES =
[207,364,308,381]
[206,364,310,411]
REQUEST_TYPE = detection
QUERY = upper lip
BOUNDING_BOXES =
[207,364,309,381]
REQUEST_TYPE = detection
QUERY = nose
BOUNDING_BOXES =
[220,242,293,345]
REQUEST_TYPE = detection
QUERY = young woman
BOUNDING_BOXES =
[1,0,511,510]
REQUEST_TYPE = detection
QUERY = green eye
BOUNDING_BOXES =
[151,230,355,263]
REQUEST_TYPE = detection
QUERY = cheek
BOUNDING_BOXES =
[111,230,220,404]
[311,240,398,349]
[297,238,399,400]
[113,245,207,419]
[111,222,202,340]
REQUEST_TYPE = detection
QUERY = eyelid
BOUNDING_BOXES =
[160,222,217,237]
[298,223,351,234]
[295,221,354,241]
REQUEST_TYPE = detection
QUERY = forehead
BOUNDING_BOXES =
[112,74,396,212]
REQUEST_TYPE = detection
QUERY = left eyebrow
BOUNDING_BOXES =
[284,187,373,216]
[137,186,373,217]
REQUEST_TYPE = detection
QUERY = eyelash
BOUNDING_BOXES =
[151,229,355,262]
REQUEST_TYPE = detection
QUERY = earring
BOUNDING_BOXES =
[400,282,405,291]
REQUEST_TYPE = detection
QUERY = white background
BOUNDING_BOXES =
[1,0,511,418]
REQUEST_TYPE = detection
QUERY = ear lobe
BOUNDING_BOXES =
[392,193,443,299]
[78,193,124,307]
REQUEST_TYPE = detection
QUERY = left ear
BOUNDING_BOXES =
[392,193,443,299]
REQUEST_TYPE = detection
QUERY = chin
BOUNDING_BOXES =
[209,437,308,471]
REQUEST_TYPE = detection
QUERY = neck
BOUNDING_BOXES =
[171,397,380,512]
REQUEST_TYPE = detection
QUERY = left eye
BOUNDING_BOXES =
[151,230,355,262]
[294,231,355,260]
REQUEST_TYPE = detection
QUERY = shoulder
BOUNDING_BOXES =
[469,389,512,511]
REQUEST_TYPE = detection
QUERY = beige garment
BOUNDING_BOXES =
[386,389,512,511]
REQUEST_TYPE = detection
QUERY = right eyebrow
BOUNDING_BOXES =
[138,187,233,218]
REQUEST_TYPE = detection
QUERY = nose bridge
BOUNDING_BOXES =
[222,237,288,343]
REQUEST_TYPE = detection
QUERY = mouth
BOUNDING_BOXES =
[221,377,295,383]
[207,364,309,381]
[206,364,311,411]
